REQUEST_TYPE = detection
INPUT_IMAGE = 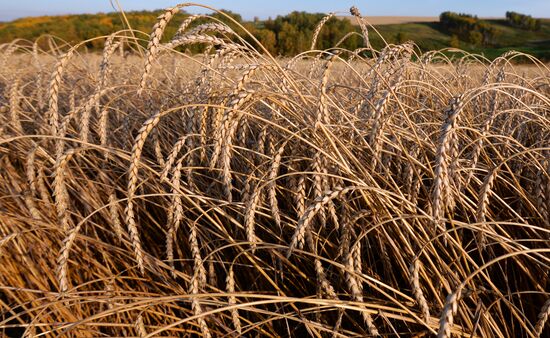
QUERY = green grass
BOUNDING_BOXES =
[369,22,452,50]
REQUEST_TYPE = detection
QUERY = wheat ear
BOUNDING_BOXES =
[288,186,353,257]
[534,298,550,337]
[56,221,84,293]
[344,240,379,336]
[166,156,185,277]
[139,6,182,95]
[310,13,335,50]
[437,291,460,338]
[173,14,204,37]
[433,95,464,235]
[350,6,371,50]
[8,75,23,134]
[475,167,499,250]
[190,274,212,338]
[47,49,75,135]
[244,183,263,253]
[126,110,164,274]
[135,314,147,337]
[226,266,242,334]
[53,148,77,232]
[267,140,287,228]
[409,259,431,322]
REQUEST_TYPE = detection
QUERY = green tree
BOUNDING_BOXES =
[505,11,541,31]
[277,21,306,54]
[449,34,460,48]
[255,29,277,54]
[468,30,483,46]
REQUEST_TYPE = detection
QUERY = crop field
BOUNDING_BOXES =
[0,4,549,338]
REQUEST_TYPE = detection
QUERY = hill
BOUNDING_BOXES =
[0,10,549,60]
[358,16,550,60]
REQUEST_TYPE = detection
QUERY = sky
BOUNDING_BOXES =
[0,0,549,22]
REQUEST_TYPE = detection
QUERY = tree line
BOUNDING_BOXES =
[505,11,541,31]
[0,10,363,56]
[439,12,498,46]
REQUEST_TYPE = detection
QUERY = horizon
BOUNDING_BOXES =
[0,0,549,22]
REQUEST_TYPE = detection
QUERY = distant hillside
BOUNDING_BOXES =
[338,16,439,26]
[0,10,549,60]
[348,15,550,60]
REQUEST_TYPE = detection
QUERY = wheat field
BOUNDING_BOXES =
[0,4,549,337]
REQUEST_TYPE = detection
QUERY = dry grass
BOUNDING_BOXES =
[0,4,549,337]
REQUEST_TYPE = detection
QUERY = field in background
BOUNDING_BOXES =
[1,4,549,338]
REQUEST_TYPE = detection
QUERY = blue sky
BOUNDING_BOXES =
[1,0,549,22]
